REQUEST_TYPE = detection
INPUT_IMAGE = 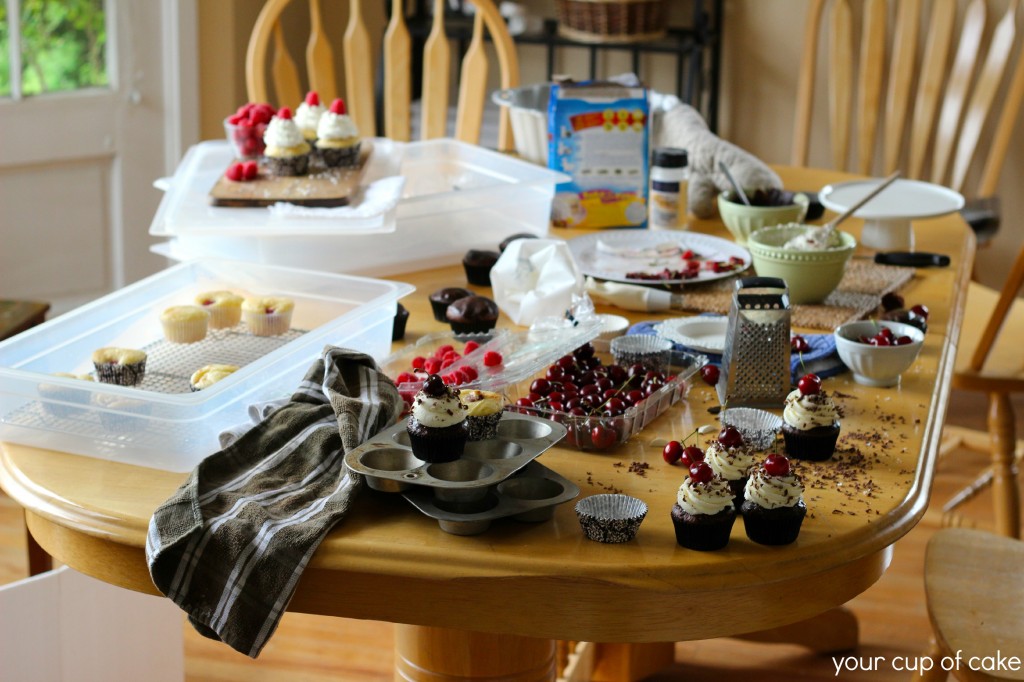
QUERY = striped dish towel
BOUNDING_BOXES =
[146,347,400,658]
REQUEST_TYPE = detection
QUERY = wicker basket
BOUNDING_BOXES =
[556,0,668,44]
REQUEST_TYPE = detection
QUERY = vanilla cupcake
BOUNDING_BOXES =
[262,107,311,176]
[195,290,244,329]
[315,98,361,168]
[242,296,294,336]
[458,389,504,441]
[294,91,326,146]
[92,348,147,386]
[190,364,239,392]
[160,305,210,344]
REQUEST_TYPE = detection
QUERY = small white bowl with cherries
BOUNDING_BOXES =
[834,312,926,387]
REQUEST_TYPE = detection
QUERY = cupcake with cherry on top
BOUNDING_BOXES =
[670,461,738,551]
[781,373,841,461]
[406,374,469,463]
[704,425,756,508]
[741,453,807,545]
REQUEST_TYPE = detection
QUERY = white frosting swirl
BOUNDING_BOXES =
[743,466,804,509]
[264,115,306,150]
[676,476,735,516]
[782,225,843,250]
[783,389,839,431]
[295,101,325,134]
[705,441,755,481]
[412,391,466,428]
[316,111,359,142]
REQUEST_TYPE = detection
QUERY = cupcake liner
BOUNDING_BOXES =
[264,152,310,176]
[207,305,242,330]
[463,262,494,287]
[407,419,469,463]
[671,505,737,551]
[448,319,497,335]
[244,309,294,337]
[161,316,209,344]
[610,335,672,373]
[782,422,840,461]
[721,407,784,450]
[466,412,503,441]
[319,142,361,168]
[575,494,648,543]
[94,360,146,387]
[740,500,807,545]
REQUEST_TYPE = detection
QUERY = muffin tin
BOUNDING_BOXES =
[345,413,574,534]
[402,461,580,535]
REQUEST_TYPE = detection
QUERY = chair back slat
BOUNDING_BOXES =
[828,0,854,172]
[930,0,986,187]
[421,0,452,139]
[857,0,887,176]
[909,0,957,180]
[383,0,412,141]
[246,0,518,149]
[307,0,339,104]
[970,244,1024,372]
[792,0,826,166]
[455,13,488,144]
[980,34,1024,195]
[951,1,1019,193]
[883,0,921,175]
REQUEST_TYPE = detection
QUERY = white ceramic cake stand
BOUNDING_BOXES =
[819,178,964,251]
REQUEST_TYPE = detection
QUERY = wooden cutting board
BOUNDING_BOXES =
[208,141,372,208]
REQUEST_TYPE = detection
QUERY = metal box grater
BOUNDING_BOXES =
[716,277,791,407]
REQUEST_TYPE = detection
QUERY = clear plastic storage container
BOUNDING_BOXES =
[151,139,569,276]
[0,259,412,471]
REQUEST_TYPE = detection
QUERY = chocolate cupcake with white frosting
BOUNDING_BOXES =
[262,107,311,176]
[781,373,841,461]
[670,461,737,551]
[704,425,756,508]
[741,454,806,545]
[407,374,468,463]
[295,91,326,147]
[316,98,361,168]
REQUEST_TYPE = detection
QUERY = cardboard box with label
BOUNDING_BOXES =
[547,81,650,229]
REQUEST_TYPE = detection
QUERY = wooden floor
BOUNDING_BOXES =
[1,389,1020,682]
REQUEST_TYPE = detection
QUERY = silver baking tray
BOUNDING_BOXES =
[344,412,567,493]
[402,461,580,535]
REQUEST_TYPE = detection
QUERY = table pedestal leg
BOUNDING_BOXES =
[394,625,556,681]
[734,606,859,654]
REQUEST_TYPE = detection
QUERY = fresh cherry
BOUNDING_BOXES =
[763,453,791,477]
[700,365,720,386]
[530,378,552,396]
[791,335,810,353]
[680,446,704,468]
[910,304,929,320]
[881,292,904,311]
[689,461,713,484]
[717,425,743,448]
[663,440,683,464]
[797,373,822,396]
[895,335,914,346]
[590,425,617,450]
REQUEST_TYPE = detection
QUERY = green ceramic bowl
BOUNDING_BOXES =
[747,225,856,304]
[717,191,810,245]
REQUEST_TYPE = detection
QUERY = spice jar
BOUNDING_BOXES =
[650,147,688,230]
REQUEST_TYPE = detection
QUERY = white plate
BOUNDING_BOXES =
[568,230,751,285]
[819,178,964,220]
[654,317,729,354]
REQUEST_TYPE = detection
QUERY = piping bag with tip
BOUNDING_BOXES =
[585,277,685,313]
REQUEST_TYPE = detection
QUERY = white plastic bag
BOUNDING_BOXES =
[490,238,585,326]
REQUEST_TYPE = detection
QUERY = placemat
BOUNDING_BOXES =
[670,259,914,330]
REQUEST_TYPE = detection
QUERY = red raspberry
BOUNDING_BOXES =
[442,351,461,363]
[276,107,292,119]
[423,358,442,374]
[225,163,244,181]
[242,161,258,180]
[463,340,480,354]
[441,373,458,384]
[329,98,347,115]
[457,366,478,382]
[483,351,503,367]
[440,357,456,369]
[305,91,320,105]
[227,113,245,125]
[394,372,417,385]
[435,345,455,358]
[410,356,426,370]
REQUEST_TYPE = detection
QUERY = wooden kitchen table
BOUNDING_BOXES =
[0,167,974,681]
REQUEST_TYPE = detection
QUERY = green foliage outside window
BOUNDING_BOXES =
[0,0,107,97]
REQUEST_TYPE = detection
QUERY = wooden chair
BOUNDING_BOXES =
[245,0,520,152]
[792,0,1024,245]
[913,528,1024,682]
